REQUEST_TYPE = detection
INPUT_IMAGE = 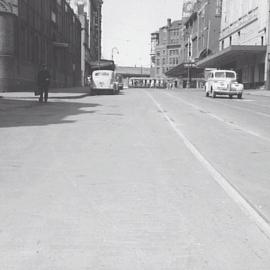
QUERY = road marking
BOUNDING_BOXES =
[236,99,255,102]
[147,91,270,240]
[215,100,270,119]
[163,92,270,143]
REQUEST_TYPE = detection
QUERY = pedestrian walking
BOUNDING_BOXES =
[37,64,51,103]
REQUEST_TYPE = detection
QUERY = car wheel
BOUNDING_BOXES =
[229,95,233,99]
[237,93,242,99]
[212,90,216,98]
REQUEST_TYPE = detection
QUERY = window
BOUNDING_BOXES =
[51,11,56,23]
[216,0,222,16]
[94,72,110,76]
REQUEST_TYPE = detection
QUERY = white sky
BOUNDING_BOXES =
[102,0,183,67]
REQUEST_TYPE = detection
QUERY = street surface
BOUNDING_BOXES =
[1,88,270,269]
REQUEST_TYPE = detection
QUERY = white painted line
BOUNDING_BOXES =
[147,92,270,240]
[216,100,270,119]
[163,92,270,143]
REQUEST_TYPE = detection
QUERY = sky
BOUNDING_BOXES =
[102,0,183,67]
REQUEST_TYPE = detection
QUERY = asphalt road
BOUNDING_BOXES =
[1,88,270,269]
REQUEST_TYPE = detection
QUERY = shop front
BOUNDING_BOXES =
[197,45,267,89]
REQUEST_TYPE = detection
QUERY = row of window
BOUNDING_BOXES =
[169,29,180,36]
[17,0,81,67]
[169,49,179,56]
[19,0,81,44]
[157,49,180,57]
[156,57,179,66]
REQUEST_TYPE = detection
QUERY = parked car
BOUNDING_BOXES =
[91,70,119,95]
[205,70,243,99]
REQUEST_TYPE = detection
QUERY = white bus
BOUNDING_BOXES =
[91,70,119,95]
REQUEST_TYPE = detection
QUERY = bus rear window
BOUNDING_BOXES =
[94,72,110,76]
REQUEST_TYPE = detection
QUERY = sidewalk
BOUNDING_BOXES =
[244,89,270,97]
[0,86,90,100]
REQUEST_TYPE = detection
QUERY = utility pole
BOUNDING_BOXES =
[266,0,270,90]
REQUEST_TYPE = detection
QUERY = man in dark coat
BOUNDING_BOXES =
[37,64,51,102]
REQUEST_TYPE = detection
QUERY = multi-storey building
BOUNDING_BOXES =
[150,19,183,78]
[68,0,102,62]
[166,0,222,87]
[198,0,268,88]
[182,0,222,62]
[0,0,81,91]
[78,6,91,86]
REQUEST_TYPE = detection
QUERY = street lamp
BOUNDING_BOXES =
[111,47,119,61]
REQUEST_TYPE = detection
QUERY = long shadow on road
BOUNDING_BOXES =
[0,96,101,128]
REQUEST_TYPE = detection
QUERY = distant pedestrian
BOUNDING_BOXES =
[37,64,51,103]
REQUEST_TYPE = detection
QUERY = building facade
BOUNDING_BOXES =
[0,0,81,91]
[182,0,222,63]
[150,19,183,79]
[166,0,222,87]
[68,0,102,62]
[198,0,268,88]
[67,0,103,85]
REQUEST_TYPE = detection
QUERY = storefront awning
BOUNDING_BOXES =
[197,45,266,68]
[166,62,205,78]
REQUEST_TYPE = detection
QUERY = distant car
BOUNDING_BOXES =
[116,75,124,90]
[205,70,243,99]
[91,70,119,95]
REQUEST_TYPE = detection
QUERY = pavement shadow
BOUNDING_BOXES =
[0,97,100,128]
[6,93,91,100]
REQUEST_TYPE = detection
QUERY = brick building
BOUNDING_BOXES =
[150,19,183,79]
[0,0,81,91]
